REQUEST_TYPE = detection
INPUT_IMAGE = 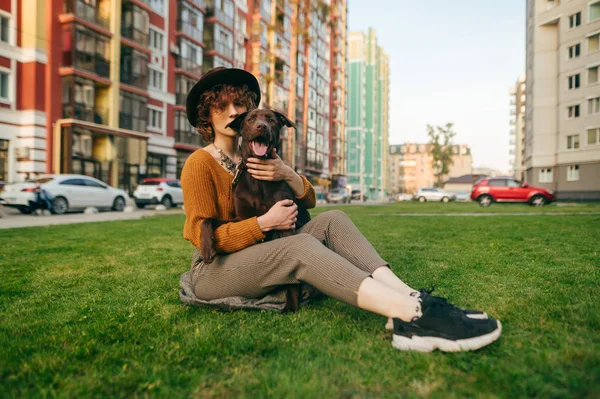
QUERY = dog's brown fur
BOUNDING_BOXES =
[200,109,311,312]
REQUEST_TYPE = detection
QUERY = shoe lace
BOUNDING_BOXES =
[419,287,455,310]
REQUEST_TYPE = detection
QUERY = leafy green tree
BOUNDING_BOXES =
[427,123,456,187]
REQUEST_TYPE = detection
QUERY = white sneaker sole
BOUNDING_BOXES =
[391,320,502,352]
[385,312,489,330]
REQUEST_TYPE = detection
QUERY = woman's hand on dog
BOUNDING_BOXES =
[257,199,298,232]
[247,149,294,182]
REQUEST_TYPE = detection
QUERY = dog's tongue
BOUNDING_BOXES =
[250,141,268,157]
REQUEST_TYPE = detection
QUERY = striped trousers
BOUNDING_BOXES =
[191,210,389,307]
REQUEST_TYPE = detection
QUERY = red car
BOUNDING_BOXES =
[470,177,555,207]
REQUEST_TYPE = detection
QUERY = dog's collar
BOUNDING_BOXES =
[231,159,247,189]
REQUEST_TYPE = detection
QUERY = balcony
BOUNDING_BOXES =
[121,2,150,46]
[205,3,234,28]
[119,112,147,132]
[177,19,203,43]
[120,47,149,89]
[204,39,233,60]
[185,0,205,9]
[175,129,206,147]
[63,104,109,125]
[176,57,204,77]
[63,50,110,79]
[64,0,110,30]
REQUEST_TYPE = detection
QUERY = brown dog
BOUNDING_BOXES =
[200,109,311,311]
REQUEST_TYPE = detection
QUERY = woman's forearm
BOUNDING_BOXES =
[285,167,306,197]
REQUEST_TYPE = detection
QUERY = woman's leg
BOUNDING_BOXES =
[192,233,421,321]
[299,210,418,296]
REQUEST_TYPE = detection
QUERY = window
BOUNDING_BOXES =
[149,0,164,14]
[567,105,580,118]
[488,179,507,187]
[568,74,580,90]
[148,68,163,90]
[590,1,600,22]
[0,16,9,43]
[148,108,163,130]
[568,43,581,59]
[539,168,553,183]
[567,134,580,149]
[567,165,580,181]
[588,97,600,115]
[507,180,522,188]
[588,66,599,85]
[0,72,8,101]
[569,12,581,28]
[146,154,165,177]
[589,33,600,53]
[588,128,600,144]
[149,28,164,52]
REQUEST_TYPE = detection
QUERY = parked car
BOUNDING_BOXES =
[395,193,413,202]
[326,188,351,204]
[414,187,457,203]
[351,189,368,202]
[455,192,471,202]
[133,178,183,209]
[0,174,129,214]
[470,177,554,207]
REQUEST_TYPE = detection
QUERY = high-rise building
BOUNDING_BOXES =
[245,0,347,193]
[526,0,600,200]
[2,0,347,195]
[347,28,389,199]
[387,143,472,195]
[509,74,526,181]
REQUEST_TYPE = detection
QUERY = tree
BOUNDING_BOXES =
[427,123,456,188]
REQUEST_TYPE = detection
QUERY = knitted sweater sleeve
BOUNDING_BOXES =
[181,155,265,254]
[295,175,317,209]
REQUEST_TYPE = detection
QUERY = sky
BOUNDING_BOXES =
[348,0,525,172]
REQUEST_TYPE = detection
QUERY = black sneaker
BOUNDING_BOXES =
[417,288,488,320]
[392,296,502,352]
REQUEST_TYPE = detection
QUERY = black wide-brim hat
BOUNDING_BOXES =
[186,67,261,128]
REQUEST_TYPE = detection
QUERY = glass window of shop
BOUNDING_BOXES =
[146,153,166,177]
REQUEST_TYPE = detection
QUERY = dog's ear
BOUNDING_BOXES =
[225,111,250,133]
[273,111,296,129]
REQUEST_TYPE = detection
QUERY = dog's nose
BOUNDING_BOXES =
[256,123,267,131]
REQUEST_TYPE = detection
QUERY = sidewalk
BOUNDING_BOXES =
[0,208,185,230]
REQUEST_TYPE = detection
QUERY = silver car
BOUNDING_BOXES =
[414,187,457,203]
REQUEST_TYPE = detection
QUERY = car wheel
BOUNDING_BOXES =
[530,195,547,207]
[52,196,69,215]
[478,194,493,207]
[418,196,426,203]
[112,196,126,212]
[441,196,449,203]
[161,195,173,208]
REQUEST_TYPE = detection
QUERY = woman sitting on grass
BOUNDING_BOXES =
[180,67,502,352]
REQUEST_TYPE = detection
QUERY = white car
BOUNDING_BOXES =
[0,174,129,214]
[133,178,183,209]
[414,187,457,203]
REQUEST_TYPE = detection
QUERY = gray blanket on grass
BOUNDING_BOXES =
[179,249,323,312]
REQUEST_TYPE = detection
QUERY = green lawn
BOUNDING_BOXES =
[1,203,599,398]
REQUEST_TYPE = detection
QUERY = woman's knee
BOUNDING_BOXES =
[319,209,349,223]
[291,233,322,249]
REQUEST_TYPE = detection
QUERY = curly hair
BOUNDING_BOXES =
[195,84,258,142]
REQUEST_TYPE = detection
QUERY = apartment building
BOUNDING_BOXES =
[387,143,472,195]
[509,74,526,181]
[3,0,347,195]
[347,28,389,199]
[526,0,600,200]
